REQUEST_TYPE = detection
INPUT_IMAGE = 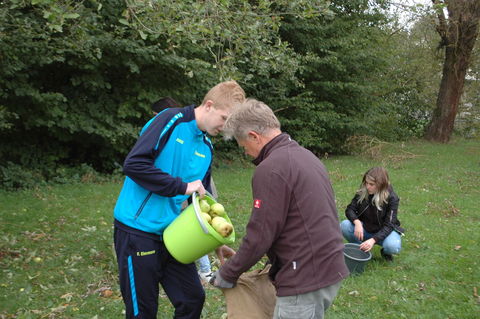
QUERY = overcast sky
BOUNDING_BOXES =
[389,0,434,27]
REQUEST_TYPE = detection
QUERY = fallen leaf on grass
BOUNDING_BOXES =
[454,245,461,251]
[348,290,359,296]
[61,292,74,302]
[22,231,50,241]
[417,282,426,291]
[0,248,21,259]
[101,289,113,298]
[39,284,49,291]
[81,226,97,232]
[474,287,480,304]
[49,304,68,314]
[28,273,40,280]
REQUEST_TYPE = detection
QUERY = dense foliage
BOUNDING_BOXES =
[0,0,221,188]
[277,0,393,153]
[1,0,477,189]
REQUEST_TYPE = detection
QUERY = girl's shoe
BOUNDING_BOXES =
[381,248,394,262]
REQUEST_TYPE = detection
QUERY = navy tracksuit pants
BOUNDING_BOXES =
[114,226,205,318]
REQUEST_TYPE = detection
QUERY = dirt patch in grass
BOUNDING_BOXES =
[346,135,421,167]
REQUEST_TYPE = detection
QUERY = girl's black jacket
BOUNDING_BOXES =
[345,187,405,242]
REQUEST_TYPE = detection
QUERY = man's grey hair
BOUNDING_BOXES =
[223,98,281,140]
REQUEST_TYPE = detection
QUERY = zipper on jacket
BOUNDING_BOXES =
[376,208,382,226]
[358,204,369,217]
[134,192,153,220]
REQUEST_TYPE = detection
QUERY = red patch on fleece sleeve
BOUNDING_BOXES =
[254,199,262,209]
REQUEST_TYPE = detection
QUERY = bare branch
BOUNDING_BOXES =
[433,0,448,42]
[273,105,296,113]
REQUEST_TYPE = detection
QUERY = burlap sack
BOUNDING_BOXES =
[222,265,276,319]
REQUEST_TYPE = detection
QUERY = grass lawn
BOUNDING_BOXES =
[1,137,479,318]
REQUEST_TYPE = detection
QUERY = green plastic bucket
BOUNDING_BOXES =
[163,192,235,264]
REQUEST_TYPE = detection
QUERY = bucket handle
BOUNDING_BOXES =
[192,192,210,235]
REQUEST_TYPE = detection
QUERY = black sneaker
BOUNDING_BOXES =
[381,249,394,262]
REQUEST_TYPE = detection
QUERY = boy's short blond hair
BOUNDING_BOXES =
[202,80,245,110]
[223,98,281,140]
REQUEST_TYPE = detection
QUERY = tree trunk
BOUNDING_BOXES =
[425,0,480,142]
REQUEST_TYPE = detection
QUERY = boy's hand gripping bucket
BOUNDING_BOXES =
[163,192,235,264]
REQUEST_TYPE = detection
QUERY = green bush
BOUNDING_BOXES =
[0,161,119,191]
[0,162,45,191]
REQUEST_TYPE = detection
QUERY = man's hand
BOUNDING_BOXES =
[210,271,235,289]
[215,245,236,265]
[359,238,376,252]
[185,180,206,197]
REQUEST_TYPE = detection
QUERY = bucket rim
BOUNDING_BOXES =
[192,192,210,234]
[343,243,372,262]
[192,193,235,244]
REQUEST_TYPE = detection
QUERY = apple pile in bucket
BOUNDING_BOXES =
[199,199,234,237]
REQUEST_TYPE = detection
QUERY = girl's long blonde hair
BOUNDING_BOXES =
[357,167,390,210]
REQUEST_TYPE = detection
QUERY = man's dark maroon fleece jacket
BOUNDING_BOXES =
[219,133,349,296]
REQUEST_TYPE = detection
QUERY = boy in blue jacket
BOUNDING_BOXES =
[113,80,244,319]
[149,96,218,282]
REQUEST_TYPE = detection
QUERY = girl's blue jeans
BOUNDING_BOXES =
[340,220,402,255]
[196,254,211,273]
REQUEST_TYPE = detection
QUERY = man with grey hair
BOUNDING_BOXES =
[212,98,349,318]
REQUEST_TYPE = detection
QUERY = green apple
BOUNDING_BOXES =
[211,219,233,237]
[201,212,212,224]
[199,199,210,213]
[210,203,225,217]
[211,216,227,229]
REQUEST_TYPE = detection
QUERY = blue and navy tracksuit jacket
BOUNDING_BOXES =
[114,105,213,237]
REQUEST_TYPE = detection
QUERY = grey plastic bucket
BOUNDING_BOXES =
[343,243,372,275]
